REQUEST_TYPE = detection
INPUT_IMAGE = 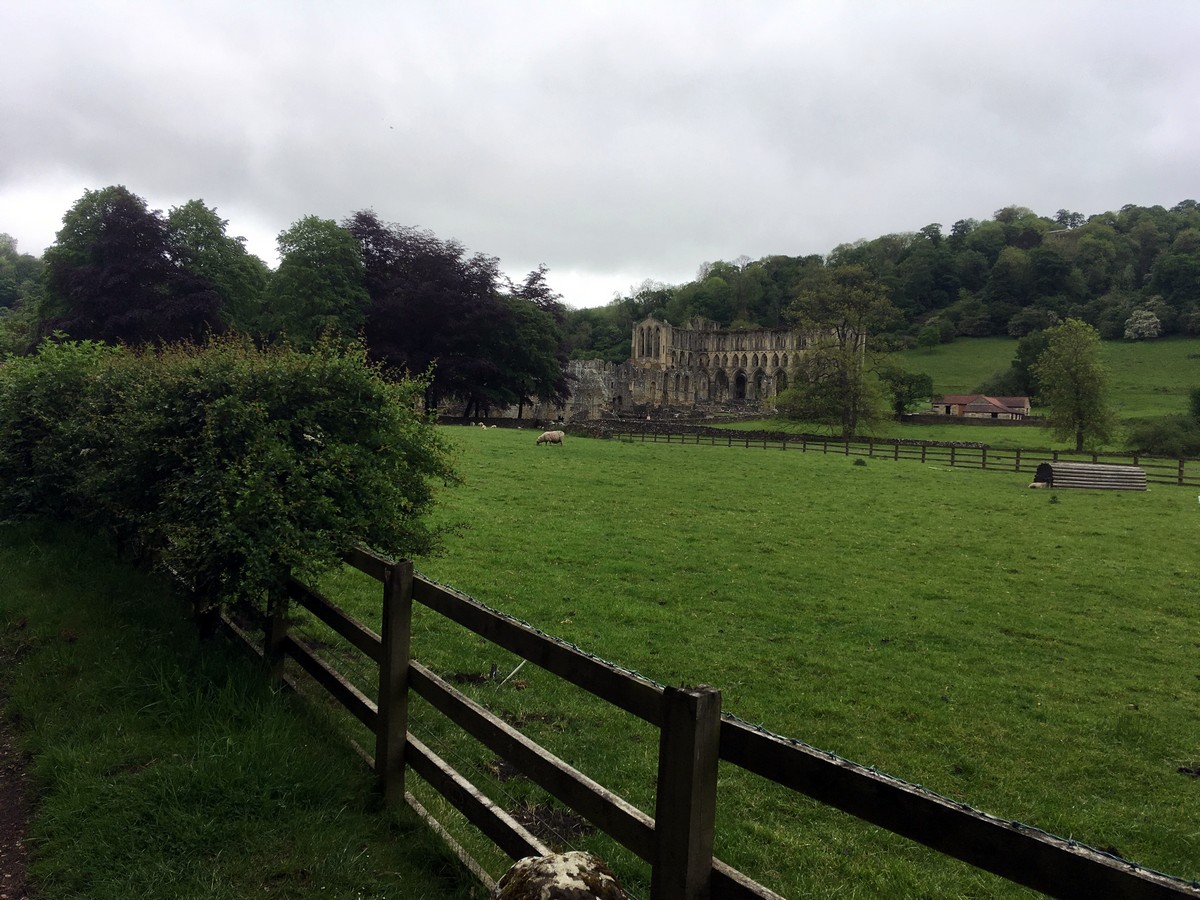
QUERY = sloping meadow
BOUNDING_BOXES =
[317,425,1199,897]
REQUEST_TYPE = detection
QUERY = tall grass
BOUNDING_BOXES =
[0,522,475,900]
[315,427,1200,898]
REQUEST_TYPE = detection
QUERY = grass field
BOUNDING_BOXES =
[310,426,1200,898]
[894,335,1200,419]
[0,523,476,900]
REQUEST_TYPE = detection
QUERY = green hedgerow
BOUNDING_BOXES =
[0,336,458,606]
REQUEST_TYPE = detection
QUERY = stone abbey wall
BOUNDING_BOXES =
[477,317,813,423]
[552,317,811,421]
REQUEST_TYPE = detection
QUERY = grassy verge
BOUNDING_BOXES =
[309,427,1199,898]
[0,521,476,900]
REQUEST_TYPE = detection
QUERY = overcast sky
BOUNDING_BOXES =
[3,1,1198,308]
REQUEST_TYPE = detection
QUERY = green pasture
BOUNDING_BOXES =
[0,523,475,900]
[721,415,1067,450]
[894,335,1200,419]
[311,426,1200,898]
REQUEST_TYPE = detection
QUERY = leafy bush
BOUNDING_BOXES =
[0,337,457,605]
[1124,415,1200,458]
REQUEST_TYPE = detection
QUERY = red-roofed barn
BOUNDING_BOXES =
[932,395,1030,419]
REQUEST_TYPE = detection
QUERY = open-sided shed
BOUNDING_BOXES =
[1033,461,1147,491]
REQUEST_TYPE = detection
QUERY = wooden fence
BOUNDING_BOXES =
[603,430,1200,488]
[217,547,1200,899]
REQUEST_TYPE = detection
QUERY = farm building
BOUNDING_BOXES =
[931,394,1031,420]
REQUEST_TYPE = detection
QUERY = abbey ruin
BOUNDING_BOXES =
[558,317,810,421]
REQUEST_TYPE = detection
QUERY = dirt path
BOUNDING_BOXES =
[0,638,31,900]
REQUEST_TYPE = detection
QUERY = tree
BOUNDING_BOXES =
[1032,319,1116,451]
[0,234,42,354]
[344,210,522,414]
[40,186,224,345]
[782,265,899,437]
[916,323,941,351]
[500,265,571,417]
[1123,308,1162,340]
[877,364,933,417]
[1054,209,1086,229]
[264,216,369,348]
[167,200,270,333]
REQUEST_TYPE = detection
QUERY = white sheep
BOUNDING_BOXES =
[536,430,565,446]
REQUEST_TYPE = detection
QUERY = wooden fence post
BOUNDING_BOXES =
[1180,459,1186,486]
[652,684,722,900]
[1015,447,1021,472]
[950,446,956,468]
[981,447,988,470]
[921,445,927,464]
[264,582,289,685]
[377,559,414,807]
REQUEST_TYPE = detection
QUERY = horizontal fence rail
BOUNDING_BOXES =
[602,430,1199,488]
[216,546,1200,899]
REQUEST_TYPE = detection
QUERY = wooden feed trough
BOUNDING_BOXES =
[1032,461,1147,491]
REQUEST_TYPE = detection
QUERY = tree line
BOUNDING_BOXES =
[564,201,1200,361]
[0,186,570,418]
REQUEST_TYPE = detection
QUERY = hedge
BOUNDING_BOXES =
[0,337,458,605]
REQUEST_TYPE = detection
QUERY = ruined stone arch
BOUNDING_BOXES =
[734,369,748,400]
[654,328,661,358]
[774,369,788,394]
[781,352,789,369]
[753,369,766,400]
[714,369,729,402]
[741,354,749,369]
[772,353,779,367]
[699,374,709,400]
[682,374,690,398]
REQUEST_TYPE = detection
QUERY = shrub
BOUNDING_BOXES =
[0,337,458,605]
[1125,415,1200,458]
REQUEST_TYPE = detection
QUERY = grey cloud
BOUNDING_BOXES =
[3,0,1198,305]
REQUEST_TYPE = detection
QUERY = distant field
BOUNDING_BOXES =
[894,335,1200,419]
[315,426,1200,898]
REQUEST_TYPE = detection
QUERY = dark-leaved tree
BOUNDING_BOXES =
[40,186,224,346]
[346,211,567,417]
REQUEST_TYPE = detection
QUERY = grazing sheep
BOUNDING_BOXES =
[1028,481,1049,489]
[536,430,565,446]
[478,422,486,428]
